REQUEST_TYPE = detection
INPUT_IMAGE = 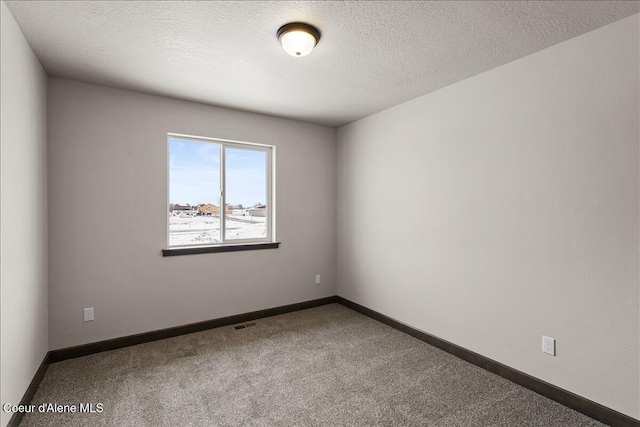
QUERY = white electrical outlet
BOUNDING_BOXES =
[542,336,555,356]
[315,274,321,285]
[83,307,94,322]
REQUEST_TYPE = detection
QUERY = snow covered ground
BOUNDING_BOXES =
[169,215,266,246]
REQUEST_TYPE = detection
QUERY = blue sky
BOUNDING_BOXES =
[169,139,266,207]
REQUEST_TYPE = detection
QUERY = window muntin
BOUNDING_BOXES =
[167,134,273,248]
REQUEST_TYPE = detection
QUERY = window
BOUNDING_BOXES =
[166,133,274,251]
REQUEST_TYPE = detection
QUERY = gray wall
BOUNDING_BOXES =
[0,2,49,426]
[48,78,336,350]
[337,14,639,418]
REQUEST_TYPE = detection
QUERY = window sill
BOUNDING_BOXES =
[162,242,280,257]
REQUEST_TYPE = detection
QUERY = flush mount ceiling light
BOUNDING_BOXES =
[277,22,321,57]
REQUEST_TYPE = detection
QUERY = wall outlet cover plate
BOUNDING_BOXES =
[542,335,555,356]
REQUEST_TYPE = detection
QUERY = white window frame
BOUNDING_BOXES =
[166,132,275,249]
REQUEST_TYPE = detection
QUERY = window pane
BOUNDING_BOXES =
[225,147,267,240]
[169,139,221,246]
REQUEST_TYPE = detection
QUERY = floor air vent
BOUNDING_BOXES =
[233,322,257,330]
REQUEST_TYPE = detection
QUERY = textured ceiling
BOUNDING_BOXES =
[5,1,639,127]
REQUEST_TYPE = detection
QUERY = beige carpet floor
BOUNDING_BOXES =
[20,304,603,426]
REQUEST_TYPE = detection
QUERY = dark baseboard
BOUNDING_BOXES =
[7,353,50,427]
[336,296,640,427]
[9,295,638,427]
[49,296,338,363]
